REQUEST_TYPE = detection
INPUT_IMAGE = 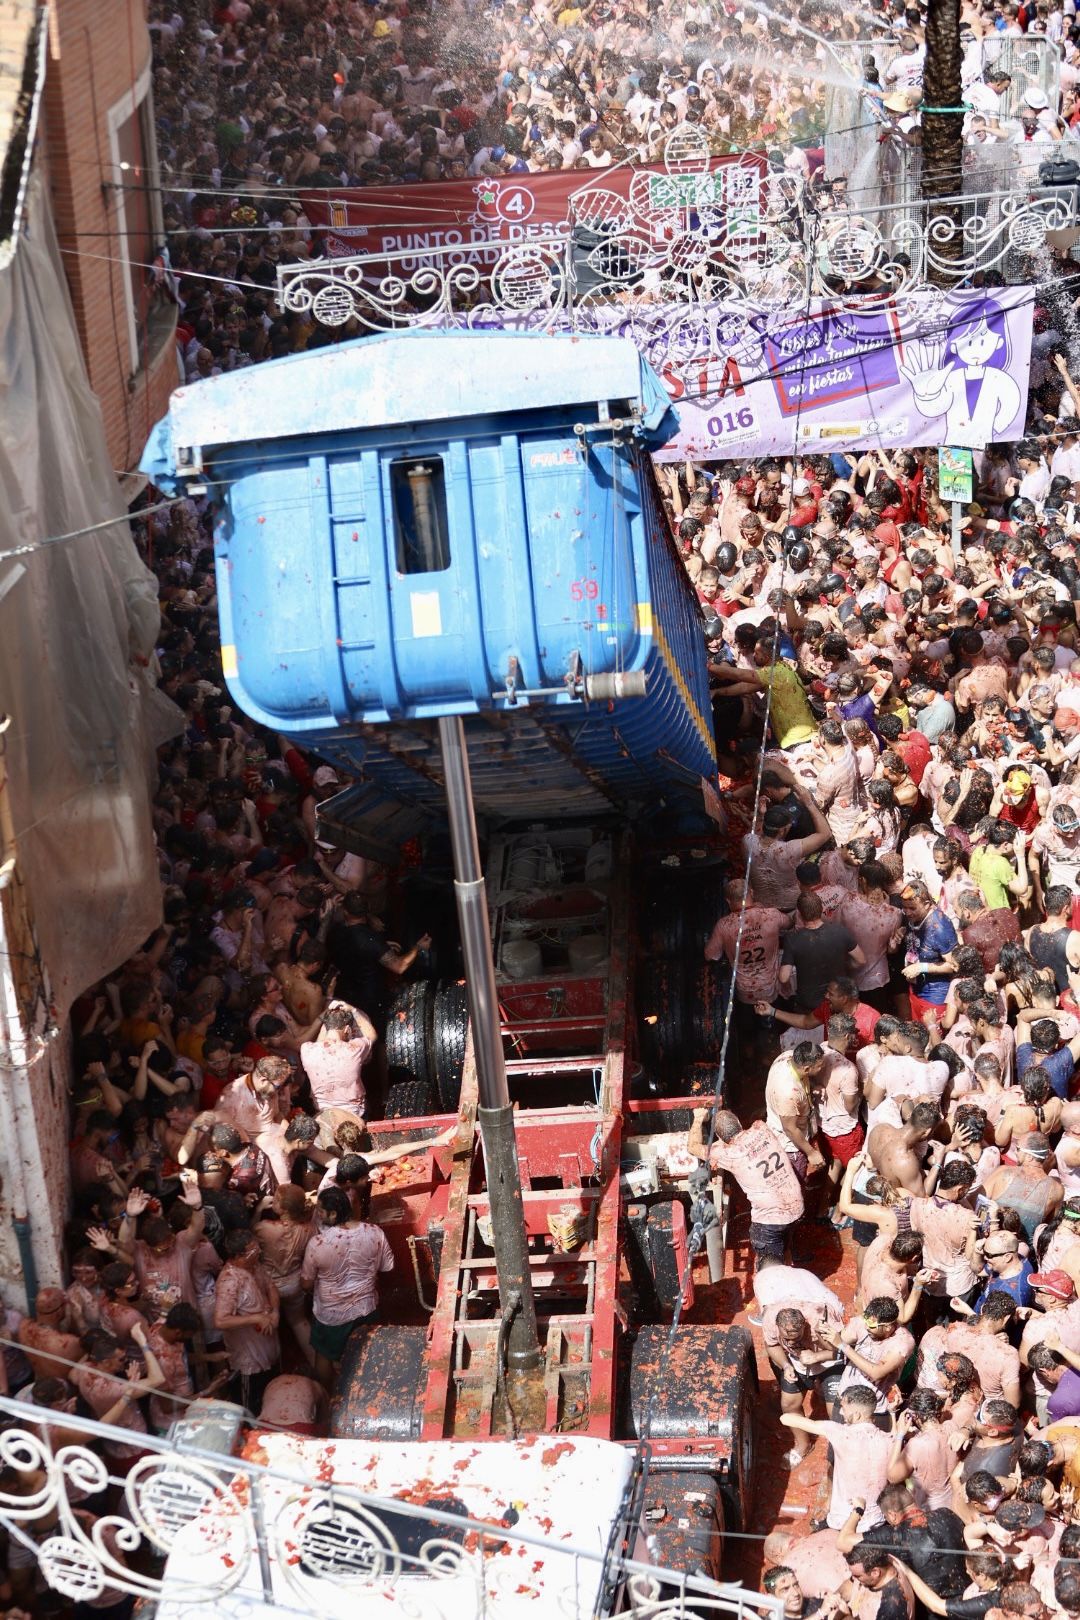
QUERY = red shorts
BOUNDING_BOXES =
[909,990,946,1029]
[824,1123,865,1165]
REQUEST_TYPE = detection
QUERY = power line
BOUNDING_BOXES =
[0,497,184,568]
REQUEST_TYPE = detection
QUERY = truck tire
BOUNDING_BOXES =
[385,980,436,1088]
[619,1323,757,1531]
[433,980,469,1113]
[682,874,727,964]
[643,887,685,959]
[637,959,686,1077]
[678,1062,721,1100]
[383,1078,436,1118]
[688,961,729,1064]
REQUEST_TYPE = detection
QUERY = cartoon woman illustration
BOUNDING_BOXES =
[897,299,1022,447]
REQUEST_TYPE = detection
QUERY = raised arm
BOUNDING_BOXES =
[794,783,833,856]
[888,1561,948,1617]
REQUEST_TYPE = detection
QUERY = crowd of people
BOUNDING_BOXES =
[668,422,1080,1620]
[143,0,1080,392]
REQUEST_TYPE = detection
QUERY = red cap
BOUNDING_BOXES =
[1029,1269,1076,1300]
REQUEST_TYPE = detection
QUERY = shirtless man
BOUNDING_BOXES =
[274,940,335,1025]
[17,1289,83,1382]
[868,1100,943,1196]
[263,869,314,955]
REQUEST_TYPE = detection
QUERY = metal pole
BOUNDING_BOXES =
[951,499,962,557]
[437,716,541,1373]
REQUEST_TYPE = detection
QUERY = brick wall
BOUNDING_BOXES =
[43,0,176,473]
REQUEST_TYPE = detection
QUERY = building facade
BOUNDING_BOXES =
[0,0,171,1306]
[44,0,176,472]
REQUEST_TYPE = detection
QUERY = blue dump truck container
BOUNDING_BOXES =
[142,330,717,831]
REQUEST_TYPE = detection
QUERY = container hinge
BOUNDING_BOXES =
[504,656,521,707]
[572,413,639,444]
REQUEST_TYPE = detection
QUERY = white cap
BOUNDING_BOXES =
[313,766,340,787]
[1025,87,1049,110]
[791,477,811,496]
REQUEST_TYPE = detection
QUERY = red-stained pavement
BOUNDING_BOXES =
[684,1214,858,1588]
[690,1030,861,1590]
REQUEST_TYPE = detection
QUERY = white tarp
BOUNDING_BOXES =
[0,168,174,1017]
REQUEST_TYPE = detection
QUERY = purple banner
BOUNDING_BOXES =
[648,289,1033,462]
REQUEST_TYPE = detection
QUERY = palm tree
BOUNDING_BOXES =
[921,0,964,280]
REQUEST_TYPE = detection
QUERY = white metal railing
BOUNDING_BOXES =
[278,143,1080,356]
[0,1394,783,1619]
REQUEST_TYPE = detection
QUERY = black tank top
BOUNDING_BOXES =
[1029,925,1071,994]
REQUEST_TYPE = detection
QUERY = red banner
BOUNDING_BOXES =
[302,155,764,269]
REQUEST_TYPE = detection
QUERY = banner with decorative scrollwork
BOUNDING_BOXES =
[302,152,765,273]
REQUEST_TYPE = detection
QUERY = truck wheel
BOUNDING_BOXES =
[385,980,436,1088]
[620,1323,757,1531]
[643,887,685,959]
[681,873,727,964]
[688,962,730,1064]
[383,1078,436,1118]
[638,960,686,1077]
[730,1342,758,1532]
[433,980,469,1112]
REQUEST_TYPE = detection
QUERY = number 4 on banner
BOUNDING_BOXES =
[497,187,533,223]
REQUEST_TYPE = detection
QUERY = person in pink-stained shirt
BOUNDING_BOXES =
[688,1108,803,1263]
[839,863,906,995]
[258,1372,327,1436]
[705,879,792,1005]
[300,1002,377,1115]
[301,1184,394,1385]
[214,1229,280,1414]
[886,1389,956,1510]
[781,1384,893,1530]
[819,1013,866,1188]
[763,1528,852,1603]
[908,1168,982,1304]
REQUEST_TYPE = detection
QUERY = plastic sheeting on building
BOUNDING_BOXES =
[0,168,175,1019]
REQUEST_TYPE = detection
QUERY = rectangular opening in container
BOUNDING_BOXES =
[390,456,451,574]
